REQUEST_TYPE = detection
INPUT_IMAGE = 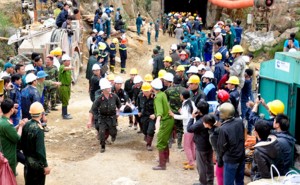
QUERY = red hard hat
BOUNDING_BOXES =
[217,90,230,103]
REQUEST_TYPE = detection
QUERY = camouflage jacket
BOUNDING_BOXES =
[165,85,186,113]
[44,65,58,82]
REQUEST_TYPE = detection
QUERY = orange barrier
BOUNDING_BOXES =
[208,0,254,9]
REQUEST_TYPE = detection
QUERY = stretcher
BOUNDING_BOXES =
[119,108,139,116]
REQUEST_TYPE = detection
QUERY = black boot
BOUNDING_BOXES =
[100,145,105,153]
[62,106,72,120]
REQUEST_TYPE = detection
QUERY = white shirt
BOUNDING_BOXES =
[173,99,197,133]
[0,71,11,79]
[86,36,93,51]
[53,56,61,70]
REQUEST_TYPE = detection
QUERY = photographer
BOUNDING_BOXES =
[62,15,74,45]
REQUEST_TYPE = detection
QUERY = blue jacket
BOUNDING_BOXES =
[241,79,252,102]
[214,62,225,84]
[109,43,117,57]
[21,85,40,119]
[119,44,127,60]
[190,40,199,57]
[10,83,22,126]
[203,83,216,101]
[217,46,228,63]
[136,17,142,26]
[56,9,68,28]
[234,26,243,44]
[229,88,240,117]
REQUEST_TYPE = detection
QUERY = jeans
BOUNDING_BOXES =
[155,30,159,41]
[137,25,141,35]
[147,32,151,44]
[224,161,245,185]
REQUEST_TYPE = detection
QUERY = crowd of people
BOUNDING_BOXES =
[0,4,298,185]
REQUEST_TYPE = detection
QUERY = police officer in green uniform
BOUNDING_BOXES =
[44,55,59,111]
[88,78,121,153]
[58,54,74,120]
[21,102,50,185]
[163,72,186,149]
[151,78,174,170]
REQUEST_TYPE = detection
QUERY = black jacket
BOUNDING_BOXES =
[152,54,164,78]
[217,117,245,164]
[252,135,284,180]
[137,92,155,116]
[187,116,212,152]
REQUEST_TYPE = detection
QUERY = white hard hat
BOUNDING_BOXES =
[194,57,201,62]
[93,29,98,33]
[202,71,214,79]
[198,64,206,71]
[98,31,104,36]
[214,27,221,33]
[289,48,297,52]
[163,72,174,82]
[92,64,100,70]
[177,24,181,28]
[25,73,37,83]
[242,56,250,64]
[99,78,112,89]
[62,54,71,61]
[114,76,123,83]
[171,44,177,50]
[25,64,36,72]
[186,66,198,74]
[151,78,163,90]
[133,75,143,84]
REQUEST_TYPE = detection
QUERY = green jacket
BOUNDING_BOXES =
[154,91,172,121]
[225,32,235,50]
[0,116,20,175]
[44,65,58,82]
[59,65,72,86]
[21,119,48,168]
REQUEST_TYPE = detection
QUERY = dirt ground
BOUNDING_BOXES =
[14,32,207,185]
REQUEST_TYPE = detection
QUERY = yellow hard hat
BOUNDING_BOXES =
[99,42,107,50]
[214,52,222,60]
[226,76,240,85]
[163,56,172,62]
[29,102,45,115]
[158,69,167,78]
[267,100,285,115]
[130,68,138,75]
[231,45,244,54]
[50,47,62,56]
[107,74,115,81]
[141,82,152,91]
[187,75,200,84]
[112,38,119,44]
[176,65,185,72]
[144,74,153,82]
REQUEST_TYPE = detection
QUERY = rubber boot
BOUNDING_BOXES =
[165,148,170,163]
[62,106,72,119]
[100,145,105,153]
[152,151,166,170]
[129,116,133,127]
[177,133,183,149]
[146,136,153,151]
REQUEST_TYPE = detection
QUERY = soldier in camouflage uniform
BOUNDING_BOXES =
[163,72,186,149]
[44,55,59,112]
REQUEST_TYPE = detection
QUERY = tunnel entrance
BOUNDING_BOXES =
[164,0,208,26]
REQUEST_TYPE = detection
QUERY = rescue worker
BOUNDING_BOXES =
[49,47,62,76]
[112,76,128,105]
[202,71,216,101]
[188,75,206,106]
[21,102,50,185]
[213,28,223,46]
[174,65,188,88]
[137,82,156,151]
[107,74,115,86]
[164,72,186,149]
[214,52,225,84]
[217,102,245,185]
[119,39,127,74]
[124,68,138,127]
[163,56,175,75]
[170,44,180,63]
[56,3,69,28]
[178,50,190,71]
[151,78,174,170]
[224,25,235,51]
[152,48,164,78]
[132,75,143,132]
[109,38,118,73]
[214,41,229,63]
[227,45,246,90]
[136,14,143,36]
[88,78,121,153]
[226,76,240,117]
[44,55,59,112]
[144,74,153,83]
[58,54,74,120]
[147,22,153,45]
[190,35,199,58]
[10,74,23,126]
[155,19,160,42]
[21,73,40,119]
[89,64,101,102]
